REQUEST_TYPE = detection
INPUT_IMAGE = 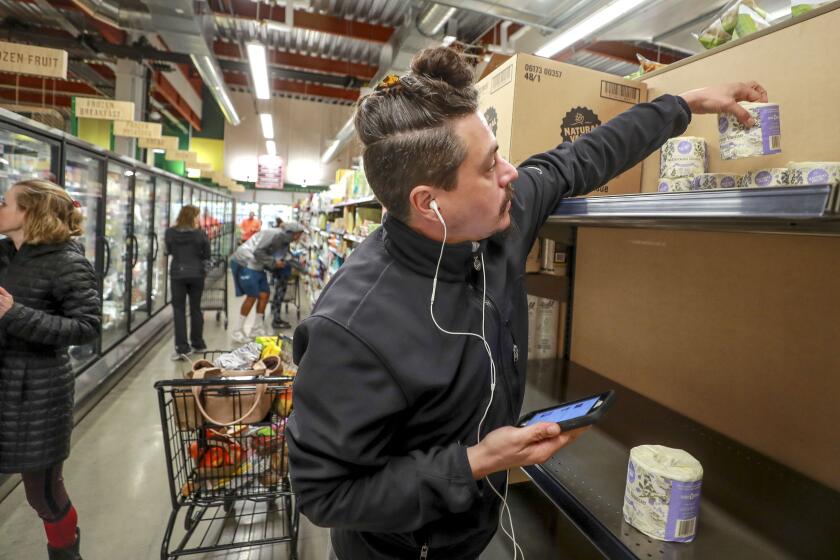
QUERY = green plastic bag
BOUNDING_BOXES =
[791,0,828,17]
[732,4,771,39]
[698,18,732,49]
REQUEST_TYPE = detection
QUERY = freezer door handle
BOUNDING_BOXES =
[102,238,111,277]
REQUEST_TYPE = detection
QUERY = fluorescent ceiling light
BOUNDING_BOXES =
[260,113,274,139]
[247,43,271,100]
[266,140,277,156]
[535,0,653,58]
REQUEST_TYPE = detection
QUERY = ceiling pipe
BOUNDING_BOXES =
[416,3,457,37]
[69,0,151,31]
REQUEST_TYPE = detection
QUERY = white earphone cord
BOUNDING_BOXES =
[429,205,524,560]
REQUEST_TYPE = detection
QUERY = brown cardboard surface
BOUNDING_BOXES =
[477,53,648,197]
[640,7,840,192]
[570,227,840,491]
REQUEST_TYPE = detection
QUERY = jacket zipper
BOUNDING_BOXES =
[420,543,429,559]
[469,284,518,423]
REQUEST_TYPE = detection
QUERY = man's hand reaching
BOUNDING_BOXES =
[680,81,769,127]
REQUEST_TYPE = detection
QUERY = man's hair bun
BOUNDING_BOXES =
[410,47,473,89]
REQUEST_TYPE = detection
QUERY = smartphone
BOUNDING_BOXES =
[517,391,615,432]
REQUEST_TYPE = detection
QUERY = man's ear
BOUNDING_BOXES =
[408,185,440,225]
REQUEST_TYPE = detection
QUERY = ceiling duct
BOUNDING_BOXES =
[416,3,457,37]
[69,0,152,31]
[143,0,241,126]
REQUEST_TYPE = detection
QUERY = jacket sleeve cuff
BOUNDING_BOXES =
[675,95,693,121]
[456,445,483,499]
[0,302,24,330]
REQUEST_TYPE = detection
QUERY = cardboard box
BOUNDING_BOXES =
[476,53,648,197]
[526,240,541,273]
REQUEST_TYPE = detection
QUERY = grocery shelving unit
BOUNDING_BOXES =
[518,185,840,559]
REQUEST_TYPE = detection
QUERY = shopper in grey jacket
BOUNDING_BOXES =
[287,47,768,560]
[229,222,304,341]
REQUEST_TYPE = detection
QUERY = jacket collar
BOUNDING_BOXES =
[1,239,83,262]
[382,214,486,282]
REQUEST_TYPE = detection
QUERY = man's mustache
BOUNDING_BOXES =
[500,184,514,216]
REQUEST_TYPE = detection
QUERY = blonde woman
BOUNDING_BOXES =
[165,205,210,360]
[0,179,100,560]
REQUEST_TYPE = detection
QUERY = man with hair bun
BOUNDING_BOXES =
[288,47,768,559]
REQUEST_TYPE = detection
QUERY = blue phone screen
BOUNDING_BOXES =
[524,396,600,426]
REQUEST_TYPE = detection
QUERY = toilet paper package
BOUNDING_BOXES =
[692,173,743,190]
[660,137,708,178]
[786,162,840,186]
[623,445,703,543]
[657,177,693,193]
[719,102,781,160]
[742,168,789,188]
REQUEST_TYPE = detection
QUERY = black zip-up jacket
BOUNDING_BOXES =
[165,227,211,280]
[287,95,691,559]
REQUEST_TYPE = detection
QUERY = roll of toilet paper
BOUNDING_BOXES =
[660,137,708,178]
[719,102,781,160]
[691,173,743,191]
[657,177,693,193]
[742,168,789,188]
[623,445,703,543]
[786,162,840,186]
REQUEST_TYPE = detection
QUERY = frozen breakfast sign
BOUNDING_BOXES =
[0,40,67,79]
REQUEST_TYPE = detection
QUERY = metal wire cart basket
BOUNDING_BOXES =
[154,350,298,559]
[201,256,229,329]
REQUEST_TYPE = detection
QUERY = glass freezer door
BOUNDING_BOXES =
[102,162,131,350]
[166,182,183,304]
[64,148,103,371]
[129,171,154,330]
[0,126,57,200]
[151,178,169,314]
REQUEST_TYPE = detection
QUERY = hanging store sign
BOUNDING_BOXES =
[113,119,162,139]
[165,149,198,164]
[139,135,179,152]
[257,155,284,189]
[193,161,213,172]
[0,41,67,79]
[74,97,134,121]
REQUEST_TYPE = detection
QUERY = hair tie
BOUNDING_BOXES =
[374,74,402,93]
[72,199,81,208]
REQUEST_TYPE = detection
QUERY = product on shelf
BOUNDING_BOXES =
[786,161,840,186]
[742,167,789,187]
[625,53,669,80]
[532,298,560,360]
[623,445,703,543]
[792,0,829,17]
[660,137,709,178]
[697,0,770,49]
[719,102,781,160]
[657,177,693,192]
[692,173,744,190]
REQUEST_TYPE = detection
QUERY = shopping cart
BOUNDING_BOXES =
[282,273,302,321]
[201,256,228,329]
[154,351,298,560]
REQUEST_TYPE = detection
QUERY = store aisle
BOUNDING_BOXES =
[0,281,328,560]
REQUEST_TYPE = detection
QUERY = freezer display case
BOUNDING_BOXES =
[151,178,169,314]
[0,126,57,199]
[129,171,154,330]
[102,162,132,350]
[169,182,183,227]
[64,148,104,372]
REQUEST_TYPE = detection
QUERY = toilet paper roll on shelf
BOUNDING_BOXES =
[623,445,703,543]
[660,137,708,178]
[657,177,693,192]
[692,173,744,191]
[742,168,789,188]
[786,162,840,187]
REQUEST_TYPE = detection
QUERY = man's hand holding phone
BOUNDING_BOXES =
[466,423,588,480]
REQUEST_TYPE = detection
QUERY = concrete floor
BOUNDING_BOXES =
[0,280,569,560]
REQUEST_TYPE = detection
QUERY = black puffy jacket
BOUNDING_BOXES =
[287,96,691,559]
[165,227,211,280]
[0,239,101,473]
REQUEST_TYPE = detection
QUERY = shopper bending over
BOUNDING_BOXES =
[239,211,261,243]
[165,205,211,360]
[287,47,768,560]
[230,221,304,342]
[0,180,101,560]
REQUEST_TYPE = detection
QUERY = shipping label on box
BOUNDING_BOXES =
[477,53,648,197]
